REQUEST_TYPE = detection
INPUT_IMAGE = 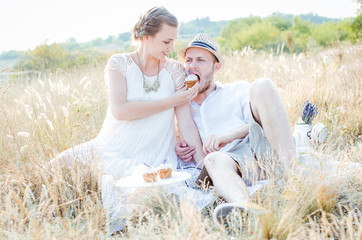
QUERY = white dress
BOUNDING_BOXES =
[68,53,185,179]
[63,53,215,234]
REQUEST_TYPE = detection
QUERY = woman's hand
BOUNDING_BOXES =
[203,132,235,155]
[169,83,199,107]
[175,140,196,163]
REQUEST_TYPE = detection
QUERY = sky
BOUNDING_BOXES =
[0,0,359,53]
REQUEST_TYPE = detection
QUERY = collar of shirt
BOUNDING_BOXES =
[191,81,223,108]
[190,81,251,145]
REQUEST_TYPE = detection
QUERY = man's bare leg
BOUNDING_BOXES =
[204,151,250,203]
[249,78,301,175]
[205,152,267,223]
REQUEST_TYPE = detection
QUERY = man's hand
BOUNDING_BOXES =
[175,140,196,163]
[203,132,233,154]
[203,125,250,154]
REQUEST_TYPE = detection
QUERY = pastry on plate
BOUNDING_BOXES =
[142,163,157,182]
[157,160,173,179]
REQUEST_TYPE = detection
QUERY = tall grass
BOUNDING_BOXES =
[0,44,361,239]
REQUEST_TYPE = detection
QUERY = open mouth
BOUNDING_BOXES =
[189,71,200,82]
[195,74,200,82]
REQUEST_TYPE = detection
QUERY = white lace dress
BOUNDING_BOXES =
[96,53,188,178]
[63,53,214,234]
[67,53,185,177]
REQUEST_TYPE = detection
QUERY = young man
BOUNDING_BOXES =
[176,33,301,221]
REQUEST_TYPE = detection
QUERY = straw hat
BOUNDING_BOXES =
[178,33,224,67]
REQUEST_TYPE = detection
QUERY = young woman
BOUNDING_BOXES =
[48,6,204,179]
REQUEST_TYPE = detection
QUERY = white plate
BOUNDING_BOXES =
[115,171,192,188]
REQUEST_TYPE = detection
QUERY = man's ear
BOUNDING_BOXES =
[214,62,221,72]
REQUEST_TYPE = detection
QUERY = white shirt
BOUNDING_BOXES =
[190,81,252,151]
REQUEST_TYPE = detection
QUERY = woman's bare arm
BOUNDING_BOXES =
[108,70,198,121]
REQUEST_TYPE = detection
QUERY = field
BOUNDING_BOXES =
[0,43,361,239]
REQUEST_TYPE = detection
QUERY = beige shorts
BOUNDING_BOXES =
[197,110,281,187]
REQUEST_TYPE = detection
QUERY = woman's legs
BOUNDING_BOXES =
[46,150,76,172]
[44,141,97,179]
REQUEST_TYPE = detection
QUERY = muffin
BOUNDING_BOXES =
[185,74,198,88]
[142,164,157,183]
[157,160,173,179]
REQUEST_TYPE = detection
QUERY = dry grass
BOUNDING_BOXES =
[0,44,361,239]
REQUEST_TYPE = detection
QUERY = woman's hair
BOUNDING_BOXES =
[132,6,178,41]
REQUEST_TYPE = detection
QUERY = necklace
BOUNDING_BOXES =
[136,51,160,93]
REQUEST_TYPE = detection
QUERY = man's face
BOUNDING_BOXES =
[184,47,219,94]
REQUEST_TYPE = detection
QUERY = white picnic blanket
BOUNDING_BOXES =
[298,151,362,184]
[102,166,214,234]
[102,151,361,234]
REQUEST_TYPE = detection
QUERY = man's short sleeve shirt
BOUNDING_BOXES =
[190,81,252,144]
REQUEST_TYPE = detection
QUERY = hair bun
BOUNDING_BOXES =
[132,6,178,41]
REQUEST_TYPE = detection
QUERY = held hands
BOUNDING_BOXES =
[170,83,199,107]
[175,140,196,163]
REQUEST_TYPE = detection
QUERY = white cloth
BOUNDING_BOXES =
[190,81,252,152]
[61,53,215,234]
[97,53,186,178]
[102,167,215,234]
[66,53,186,179]
[298,153,362,184]
[101,162,269,234]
